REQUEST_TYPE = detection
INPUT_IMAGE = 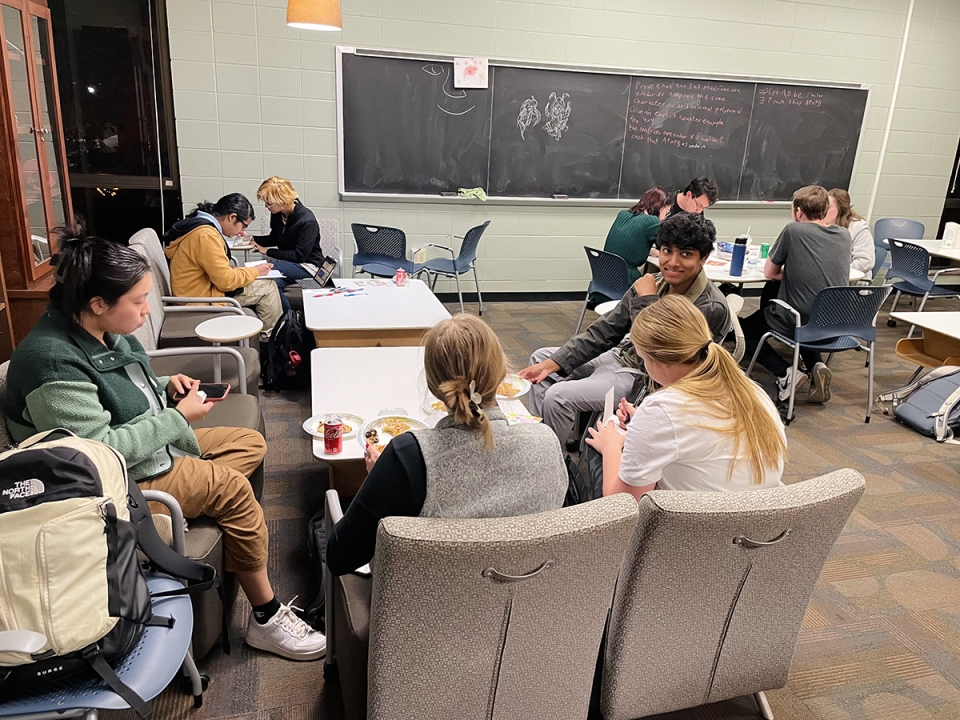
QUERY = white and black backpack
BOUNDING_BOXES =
[0,430,218,716]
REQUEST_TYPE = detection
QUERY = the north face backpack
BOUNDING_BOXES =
[263,309,316,391]
[878,366,960,442]
[0,429,218,716]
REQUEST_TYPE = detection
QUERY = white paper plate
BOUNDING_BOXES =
[357,415,429,451]
[302,413,364,440]
[496,374,531,400]
[421,393,448,414]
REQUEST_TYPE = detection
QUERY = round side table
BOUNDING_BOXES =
[195,315,263,383]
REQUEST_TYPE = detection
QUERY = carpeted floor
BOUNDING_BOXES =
[108,295,960,720]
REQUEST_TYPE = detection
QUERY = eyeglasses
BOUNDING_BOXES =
[265,202,277,210]
[240,219,251,230]
[693,197,709,212]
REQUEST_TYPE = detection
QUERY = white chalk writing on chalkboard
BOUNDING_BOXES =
[757,86,824,107]
[543,92,571,140]
[517,96,541,139]
[423,63,475,116]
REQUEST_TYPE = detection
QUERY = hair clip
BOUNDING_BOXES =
[468,380,483,406]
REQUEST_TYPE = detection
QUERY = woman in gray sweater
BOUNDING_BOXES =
[326,314,568,575]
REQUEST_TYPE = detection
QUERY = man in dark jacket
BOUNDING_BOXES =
[518,213,730,448]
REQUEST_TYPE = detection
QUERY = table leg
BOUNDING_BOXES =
[213,342,222,383]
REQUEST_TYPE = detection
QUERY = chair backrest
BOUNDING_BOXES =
[795,285,892,345]
[887,239,934,292]
[351,224,407,263]
[455,221,491,271]
[367,495,639,720]
[873,218,924,278]
[601,469,865,720]
[584,246,631,301]
[129,228,172,296]
[724,294,745,362]
[130,244,165,347]
[318,217,342,275]
[0,361,13,450]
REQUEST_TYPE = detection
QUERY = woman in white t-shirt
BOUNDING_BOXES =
[827,188,875,278]
[585,295,787,499]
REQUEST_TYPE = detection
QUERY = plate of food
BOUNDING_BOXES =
[421,393,448,414]
[497,374,531,400]
[302,413,364,440]
[357,415,429,452]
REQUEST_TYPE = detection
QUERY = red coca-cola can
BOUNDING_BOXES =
[323,415,343,454]
[394,266,407,286]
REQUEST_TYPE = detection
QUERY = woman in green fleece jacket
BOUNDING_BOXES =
[3,228,326,662]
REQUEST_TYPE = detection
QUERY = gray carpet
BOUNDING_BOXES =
[106,295,960,720]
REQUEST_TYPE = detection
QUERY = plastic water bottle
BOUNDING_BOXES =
[746,247,759,271]
[730,235,748,276]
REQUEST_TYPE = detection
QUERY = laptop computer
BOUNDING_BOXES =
[296,256,338,290]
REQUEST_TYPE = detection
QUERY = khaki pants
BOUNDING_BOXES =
[235,279,283,341]
[140,427,268,573]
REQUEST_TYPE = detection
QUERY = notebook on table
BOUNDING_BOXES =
[296,256,338,290]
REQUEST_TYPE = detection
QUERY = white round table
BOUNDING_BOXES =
[194,315,263,383]
[595,300,619,316]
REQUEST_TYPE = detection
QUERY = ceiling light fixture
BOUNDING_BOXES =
[287,0,342,31]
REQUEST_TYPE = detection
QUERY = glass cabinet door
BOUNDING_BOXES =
[1,4,49,266]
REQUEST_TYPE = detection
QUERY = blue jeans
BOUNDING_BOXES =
[269,260,313,311]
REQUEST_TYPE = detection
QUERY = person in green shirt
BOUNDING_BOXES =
[593,187,670,304]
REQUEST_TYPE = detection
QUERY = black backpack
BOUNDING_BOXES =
[0,430,218,717]
[263,309,316,391]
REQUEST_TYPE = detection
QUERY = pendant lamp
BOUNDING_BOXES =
[287,0,342,31]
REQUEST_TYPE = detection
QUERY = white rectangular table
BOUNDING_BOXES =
[890,311,960,338]
[310,346,528,493]
[304,278,451,347]
[889,238,960,263]
[647,255,864,284]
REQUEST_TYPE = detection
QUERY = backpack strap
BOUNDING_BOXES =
[81,644,152,718]
[934,383,960,442]
[127,478,219,593]
[17,427,77,449]
[878,366,960,407]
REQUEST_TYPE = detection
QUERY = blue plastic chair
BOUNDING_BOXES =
[350,224,416,278]
[576,247,632,333]
[745,285,892,425]
[0,574,199,719]
[872,218,924,281]
[886,239,960,337]
[415,221,490,315]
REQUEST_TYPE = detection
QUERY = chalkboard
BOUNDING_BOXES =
[488,68,630,198]
[338,50,869,202]
[340,54,492,194]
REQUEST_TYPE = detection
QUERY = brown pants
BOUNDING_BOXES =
[140,427,268,573]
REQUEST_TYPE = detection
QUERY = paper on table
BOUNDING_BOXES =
[244,260,284,279]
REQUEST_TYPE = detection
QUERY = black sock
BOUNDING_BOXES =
[252,597,281,625]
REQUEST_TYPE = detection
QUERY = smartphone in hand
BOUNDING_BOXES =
[173,383,231,402]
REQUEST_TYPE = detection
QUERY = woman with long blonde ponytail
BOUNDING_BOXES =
[586,295,786,499]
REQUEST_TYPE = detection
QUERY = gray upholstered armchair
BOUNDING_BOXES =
[324,491,640,720]
[600,469,865,720]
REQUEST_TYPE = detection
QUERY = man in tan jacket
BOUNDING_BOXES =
[164,195,283,341]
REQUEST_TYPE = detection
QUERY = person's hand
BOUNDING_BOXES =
[253,242,268,254]
[585,418,625,455]
[633,273,657,297]
[364,443,381,472]
[256,262,274,277]
[167,374,197,399]
[518,359,560,384]
[616,397,636,430]
[175,381,214,424]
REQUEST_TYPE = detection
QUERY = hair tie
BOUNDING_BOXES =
[468,380,483,415]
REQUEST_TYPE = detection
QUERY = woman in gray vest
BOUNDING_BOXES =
[326,314,567,575]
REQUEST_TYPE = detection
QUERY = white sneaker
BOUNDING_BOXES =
[807,362,832,404]
[776,366,804,402]
[245,601,326,661]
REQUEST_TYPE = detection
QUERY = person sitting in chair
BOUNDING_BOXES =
[326,314,567,576]
[163,193,282,341]
[586,295,786,498]
[3,227,326,661]
[518,213,730,448]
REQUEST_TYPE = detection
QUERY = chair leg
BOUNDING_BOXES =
[182,649,204,707]
[454,270,464,314]
[575,296,590,334]
[866,341,876,423]
[908,292,933,339]
[744,332,769,376]
[754,691,774,720]
[787,342,800,425]
[887,290,902,326]
[472,264,483,315]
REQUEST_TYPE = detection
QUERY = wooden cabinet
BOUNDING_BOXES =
[0,0,71,342]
